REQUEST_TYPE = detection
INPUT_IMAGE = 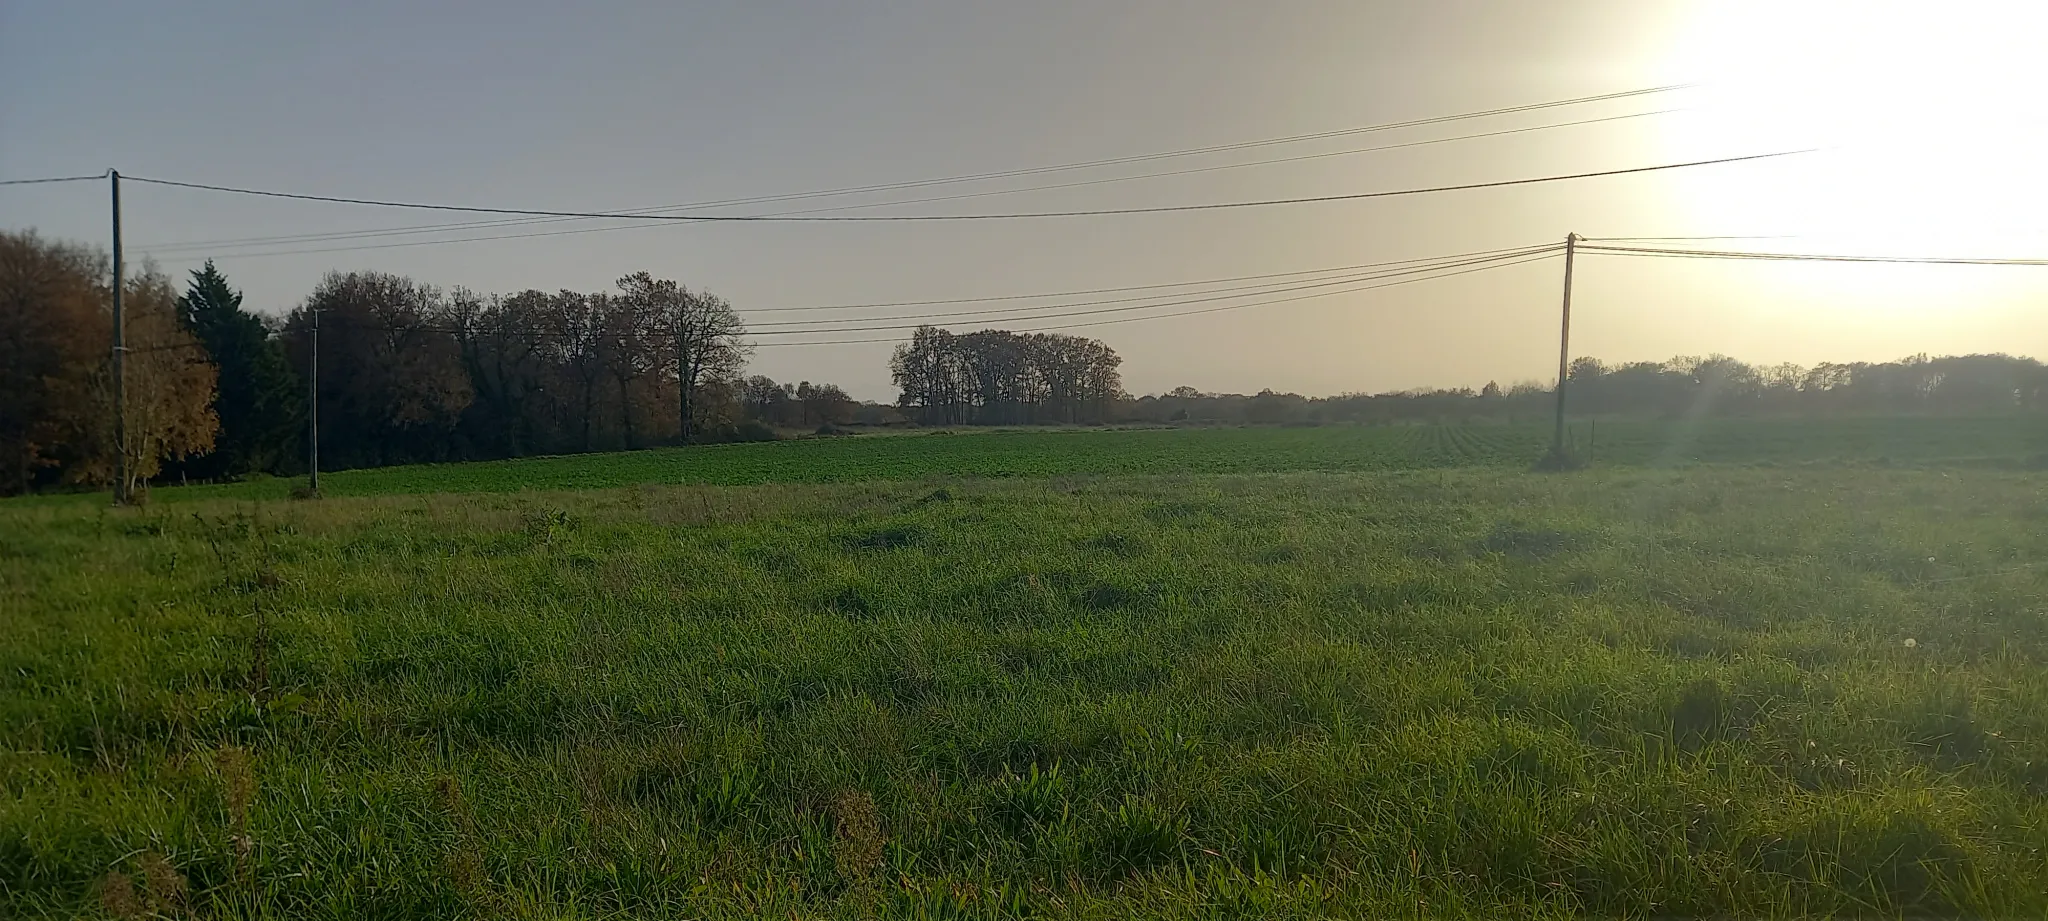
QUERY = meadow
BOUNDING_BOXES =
[4,418,2048,918]
[28,414,2042,504]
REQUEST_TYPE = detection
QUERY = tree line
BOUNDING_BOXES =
[0,229,1133,495]
[274,269,758,470]
[1123,353,2048,426]
[7,226,2046,496]
[1,230,837,494]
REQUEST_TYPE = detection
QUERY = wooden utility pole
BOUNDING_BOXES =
[1550,232,1579,458]
[307,305,320,494]
[110,169,129,504]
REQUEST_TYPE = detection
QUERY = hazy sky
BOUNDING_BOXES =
[5,0,2044,400]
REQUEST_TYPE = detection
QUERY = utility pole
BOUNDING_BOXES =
[1551,232,1579,459]
[110,169,129,505]
[307,305,320,494]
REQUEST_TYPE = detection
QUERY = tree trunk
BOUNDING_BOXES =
[580,378,594,453]
[617,373,636,449]
[676,333,693,444]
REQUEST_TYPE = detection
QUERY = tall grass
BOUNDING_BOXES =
[4,467,2047,917]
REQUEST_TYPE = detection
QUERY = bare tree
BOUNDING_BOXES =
[595,290,664,449]
[740,374,788,425]
[543,290,606,453]
[617,272,747,442]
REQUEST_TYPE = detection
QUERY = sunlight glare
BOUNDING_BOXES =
[1661,0,2048,259]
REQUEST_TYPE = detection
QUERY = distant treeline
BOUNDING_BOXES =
[5,227,2045,495]
[891,326,1125,425]
[1126,353,2048,425]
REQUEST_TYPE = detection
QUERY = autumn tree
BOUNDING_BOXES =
[0,232,104,493]
[0,232,217,495]
[100,270,220,494]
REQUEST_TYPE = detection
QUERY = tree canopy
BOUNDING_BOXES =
[174,261,298,478]
[0,230,216,495]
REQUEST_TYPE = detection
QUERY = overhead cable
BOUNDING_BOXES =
[736,243,1557,317]
[304,247,1559,346]
[1579,244,2048,267]
[0,172,110,187]
[743,247,1563,332]
[754,249,1565,346]
[123,150,1805,224]
[134,84,1691,251]
[140,107,1680,257]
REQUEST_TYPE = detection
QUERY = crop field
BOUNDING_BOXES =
[32,414,2042,504]
[5,419,2048,918]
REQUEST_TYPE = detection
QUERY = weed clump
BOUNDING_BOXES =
[97,871,140,920]
[138,852,187,915]
[831,789,886,885]
[1088,797,1187,879]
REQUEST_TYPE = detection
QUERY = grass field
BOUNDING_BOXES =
[26,414,2041,504]
[5,420,2048,918]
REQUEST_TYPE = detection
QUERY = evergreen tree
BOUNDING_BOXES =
[176,261,298,478]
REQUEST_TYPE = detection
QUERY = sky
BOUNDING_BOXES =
[4,0,2045,401]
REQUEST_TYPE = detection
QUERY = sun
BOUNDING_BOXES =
[1655,0,2048,258]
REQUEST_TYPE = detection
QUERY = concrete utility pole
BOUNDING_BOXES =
[110,169,129,505]
[308,305,320,494]
[1551,232,1579,458]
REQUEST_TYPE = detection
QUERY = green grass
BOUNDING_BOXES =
[31,414,2042,504]
[6,454,2048,917]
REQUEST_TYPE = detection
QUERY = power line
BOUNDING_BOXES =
[133,84,1691,252]
[307,247,1559,347]
[1579,244,2048,267]
[1581,234,1800,243]
[0,172,109,187]
[738,244,1554,314]
[742,246,1562,331]
[123,150,1805,224]
[141,107,1681,257]
[755,249,1565,347]
[754,249,1559,336]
